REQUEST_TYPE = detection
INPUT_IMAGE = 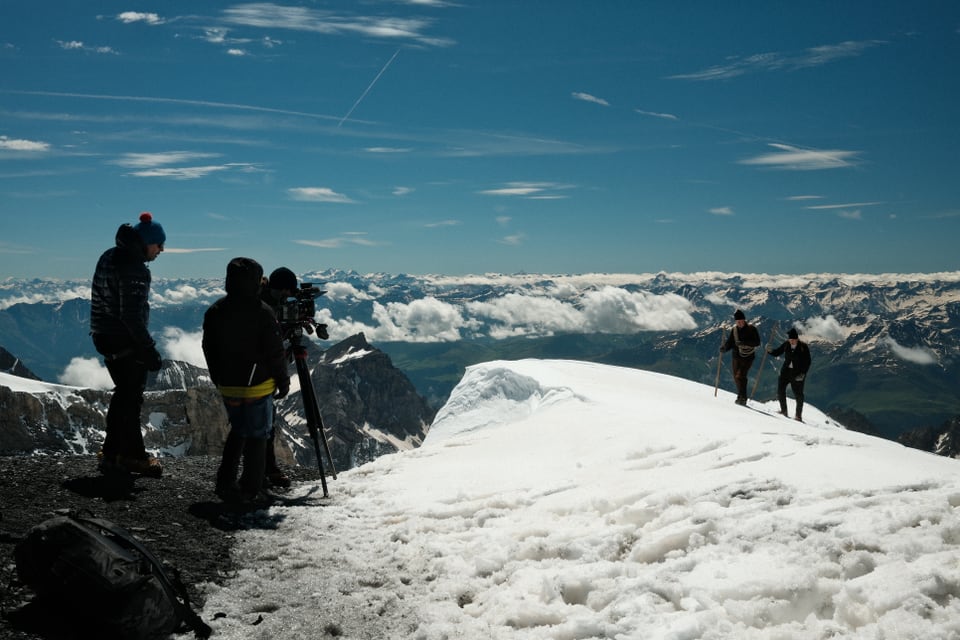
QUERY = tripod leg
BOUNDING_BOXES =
[294,348,331,496]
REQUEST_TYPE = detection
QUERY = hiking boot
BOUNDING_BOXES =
[116,454,163,478]
[266,470,291,489]
[239,489,274,508]
[97,451,124,475]
[215,481,242,502]
[777,410,788,417]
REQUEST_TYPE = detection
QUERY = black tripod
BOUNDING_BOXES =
[288,329,337,497]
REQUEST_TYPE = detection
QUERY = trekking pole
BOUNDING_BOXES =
[750,321,780,401]
[714,327,726,397]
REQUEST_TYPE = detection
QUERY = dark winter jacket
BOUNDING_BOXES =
[769,339,812,381]
[202,258,289,399]
[89,224,154,351]
[722,323,761,360]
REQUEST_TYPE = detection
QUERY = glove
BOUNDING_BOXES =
[316,323,329,340]
[139,345,163,372]
[766,346,773,354]
[274,377,290,399]
[794,373,805,382]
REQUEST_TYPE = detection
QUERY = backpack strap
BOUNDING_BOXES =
[69,514,212,639]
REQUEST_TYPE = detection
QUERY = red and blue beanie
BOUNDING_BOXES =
[134,212,166,246]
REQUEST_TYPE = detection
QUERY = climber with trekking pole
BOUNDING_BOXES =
[766,327,812,422]
[750,320,780,401]
[719,310,761,406]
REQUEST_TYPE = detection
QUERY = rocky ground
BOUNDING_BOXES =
[0,455,321,640]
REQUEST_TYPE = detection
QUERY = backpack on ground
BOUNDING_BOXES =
[14,512,211,639]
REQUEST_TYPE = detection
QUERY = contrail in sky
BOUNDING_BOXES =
[338,49,401,128]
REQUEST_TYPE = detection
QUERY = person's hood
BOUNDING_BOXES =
[225,257,264,298]
[115,224,147,260]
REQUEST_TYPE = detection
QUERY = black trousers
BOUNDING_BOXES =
[731,355,755,401]
[99,348,148,459]
[777,375,805,417]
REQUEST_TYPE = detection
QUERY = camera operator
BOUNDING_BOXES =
[203,257,290,504]
[260,267,329,488]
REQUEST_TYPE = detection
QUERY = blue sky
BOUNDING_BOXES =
[1,1,958,280]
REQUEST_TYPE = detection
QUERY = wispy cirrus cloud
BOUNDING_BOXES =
[740,143,859,170]
[296,232,380,248]
[479,181,573,199]
[572,92,610,107]
[118,152,261,179]
[56,40,118,55]
[288,187,355,203]
[127,165,235,180]
[804,201,883,210]
[111,151,221,168]
[220,3,454,47]
[635,109,678,120]
[162,247,227,254]
[670,39,884,81]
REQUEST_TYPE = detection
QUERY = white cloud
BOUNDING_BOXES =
[882,336,937,365]
[160,327,206,368]
[635,109,678,120]
[670,39,883,81]
[323,282,373,301]
[797,315,847,342]
[740,143,859,170]
[581,287,697,332]
[150,283,223,307]
[56,40,118,54]
[58,357,113,390]
[220,4,454,47]
[571,92,610,107]
[323,297,469,342]
[116,12,164,25]
[296,234,380,249]
[0,136,50,152]
[466,288,696,338]
[499,233,525,246]
[128,165,234,180]
[466,294,585,338]
[112,151,221,168]
[709,206,734,216]
[805,202,883,210]
[288,187,355,203]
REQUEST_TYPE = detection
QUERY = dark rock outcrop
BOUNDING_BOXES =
[0,334,433,474]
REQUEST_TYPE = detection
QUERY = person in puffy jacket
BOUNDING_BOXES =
[767,327,812,422]
[202,257,290,503]
[90,212,166,477]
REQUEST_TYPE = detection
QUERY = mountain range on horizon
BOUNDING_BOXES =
[1,269,958,442]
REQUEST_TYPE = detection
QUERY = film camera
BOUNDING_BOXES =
[276,283,329,339]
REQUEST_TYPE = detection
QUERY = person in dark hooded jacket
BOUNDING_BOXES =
[202,257,290,503]
[90,212,166,477]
